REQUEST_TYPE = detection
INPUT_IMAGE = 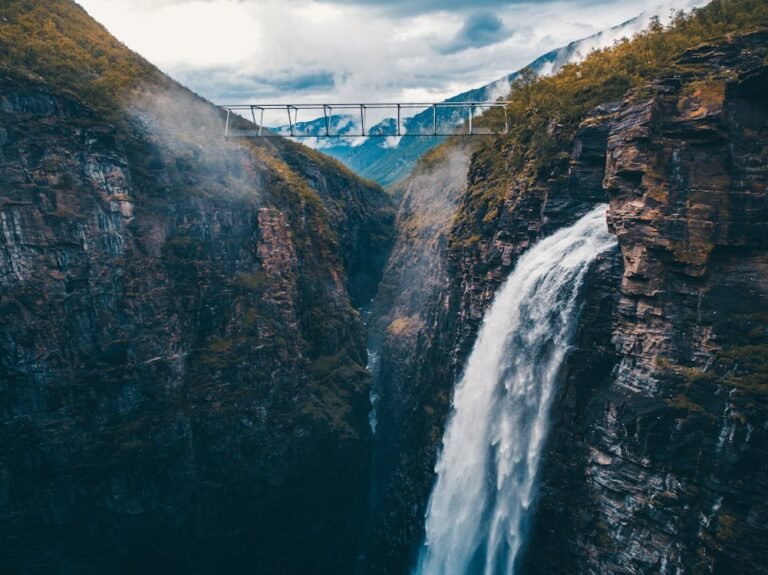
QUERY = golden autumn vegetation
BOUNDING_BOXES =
[0,0,167,110]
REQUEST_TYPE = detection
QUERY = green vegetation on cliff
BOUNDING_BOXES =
[449,0,768,238]
[503,0,768,175]
[0,0,165,109]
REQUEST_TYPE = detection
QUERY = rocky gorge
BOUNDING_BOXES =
[365,25,768,575]
[0,1,767,574]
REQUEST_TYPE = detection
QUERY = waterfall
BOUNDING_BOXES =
[415,205,616,575]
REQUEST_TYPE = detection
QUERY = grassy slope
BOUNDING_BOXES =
[0,0,167,110]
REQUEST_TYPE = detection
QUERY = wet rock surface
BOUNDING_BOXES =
[367,31,768,575]
[542,34,768,575]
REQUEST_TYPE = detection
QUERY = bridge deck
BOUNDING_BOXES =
[222,102,510,138]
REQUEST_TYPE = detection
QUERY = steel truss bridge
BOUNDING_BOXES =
[223,101,510,138]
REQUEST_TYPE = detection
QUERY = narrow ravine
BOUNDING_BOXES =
[415,205,616,575]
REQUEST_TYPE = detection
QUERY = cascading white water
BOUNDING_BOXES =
[415,205,616,575]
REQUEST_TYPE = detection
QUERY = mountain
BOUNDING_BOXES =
[3,0,768,574]
[361,1,768,572]
[276,5,701,186]
[0,1,394,573]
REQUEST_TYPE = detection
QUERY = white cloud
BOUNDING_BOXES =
[80,0,259,67]
[76,0,709,105]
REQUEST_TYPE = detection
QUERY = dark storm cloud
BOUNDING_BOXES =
[437,10,509,54]
[173,66,336,102]
[270,71,336,91]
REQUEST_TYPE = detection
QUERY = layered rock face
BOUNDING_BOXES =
[528,35,768,575]
[367,31,768,575]
[363,146,473,573]
[364,87,626,575]
[0,28,394,575]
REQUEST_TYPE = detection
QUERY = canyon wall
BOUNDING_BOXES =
[0,8,395,570]
[368,30,768,575]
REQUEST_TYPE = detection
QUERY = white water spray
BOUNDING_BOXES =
[415,205,616,575]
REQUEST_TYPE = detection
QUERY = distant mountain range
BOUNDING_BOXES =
[275,7,689,186]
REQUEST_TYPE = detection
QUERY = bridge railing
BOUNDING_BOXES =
[222,102,510,138]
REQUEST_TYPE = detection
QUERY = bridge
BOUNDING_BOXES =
[222,101,510,138]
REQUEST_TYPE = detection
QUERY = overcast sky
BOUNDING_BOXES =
[75,0,707,104]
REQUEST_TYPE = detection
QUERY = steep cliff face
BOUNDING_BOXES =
[527,35,768,574]
[365,108,620,574]
[367,23,768,575]
[363,145,474,572]
[0,2,394,574]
